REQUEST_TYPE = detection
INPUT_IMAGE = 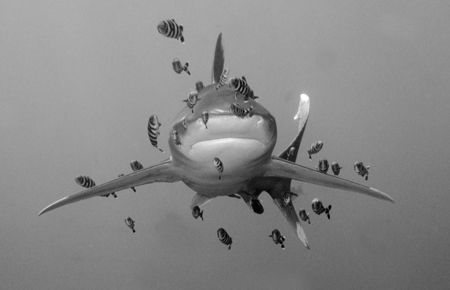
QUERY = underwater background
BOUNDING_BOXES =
[1,0,449,289]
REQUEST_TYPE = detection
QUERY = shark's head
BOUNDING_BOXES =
[168,84,277,191]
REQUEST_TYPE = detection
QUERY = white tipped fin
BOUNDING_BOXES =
[272,197,310,249]
[293,93,310,131]
[266,157,394,203]
[39,159,180,216]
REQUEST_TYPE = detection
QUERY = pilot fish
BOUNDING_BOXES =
[215,68,229,90]
[217,228,233,250]
[183,91,200,113]
[147,115,164,152]
[130,160,144,171]
[125,217,136,233]
[172,58,191,75]
[230,76,257,101]
[354,161,370,181]
[230,103,253,118]
[311,198,332,219]
[213,157,224,180]
[269,229,286,249]
[192,206,203,220]
[307,141,323,159]
[157,19,184,43]
[331,162,342,176]
[317,159,329,174]
[195,81,204,92]
[299,209,311,224]
[74,175,95,188]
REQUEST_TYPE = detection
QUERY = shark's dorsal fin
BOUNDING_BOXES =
[211,33,224,84]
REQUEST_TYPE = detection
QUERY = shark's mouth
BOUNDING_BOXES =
[182,114,273,148]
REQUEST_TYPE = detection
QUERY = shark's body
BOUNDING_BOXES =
[39,33,393,249]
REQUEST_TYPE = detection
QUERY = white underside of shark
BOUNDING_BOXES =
[39,33,394,249]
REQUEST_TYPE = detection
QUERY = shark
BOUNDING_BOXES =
[39,33,394,249]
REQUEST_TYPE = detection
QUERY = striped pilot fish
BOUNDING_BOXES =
[171,129,182,146]
[287,146,295,160]
[125,217,136,233]
[183,91,200,113]
[217,228,233,250]
[147,115,164,152]
[215,68,229,90]
[213,157,224,180]
[317,159,329,174]
[130,160,144,171]
[75,175,95,188]
[307,141,323,159]
[299,209,311,224]
[354,161,370,181]
[311,198,332,220]
[230,76,258,101]
[269,229,286,249]
[195,81,204,92]
[157,19,184,43]
[230,102,254,118]
[201,111,209,129]
[75,175,116,197]
[192,206,204,220]
[172,58,191,75]
[331,162,342,176]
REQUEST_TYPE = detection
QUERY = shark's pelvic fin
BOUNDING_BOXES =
[39,159,181,215]
[211,33,224,84]
[270,191,310,249]
[265,157,394,203]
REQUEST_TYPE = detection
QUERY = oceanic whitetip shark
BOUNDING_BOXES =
[39,33,394,249]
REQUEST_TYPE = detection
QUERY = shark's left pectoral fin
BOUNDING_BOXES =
[271,194,309,249]
[39,158,181,216]
[265,157,394,203]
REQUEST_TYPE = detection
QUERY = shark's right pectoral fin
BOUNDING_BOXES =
[39,158,181,216]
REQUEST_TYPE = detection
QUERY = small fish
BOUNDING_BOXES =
[130,160,144,171]
[181,118,188,129]
[299,209,311,224]
[282,191,298,206]
[172,58,191,75]
[287,146,295,160]
[201,111,209,129]
[317,159,329,174]
[269,229,286,249]
[354,161,370,180]
[125,217,136,233]
[183,91,200,113]
[192,206,203,220]
[195,81,204,92]
[230,103,253,118]
[172,129,182,146]
[331,162,342,176]
[230,76,257,101]
[311,198,332,219]
[157,19,184,43]
[307,141,323,159]
[213,157,224,179]
[147,115,164,152]
[75,175,96,188]
[215,68,229,90]
[217,228,233,250]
